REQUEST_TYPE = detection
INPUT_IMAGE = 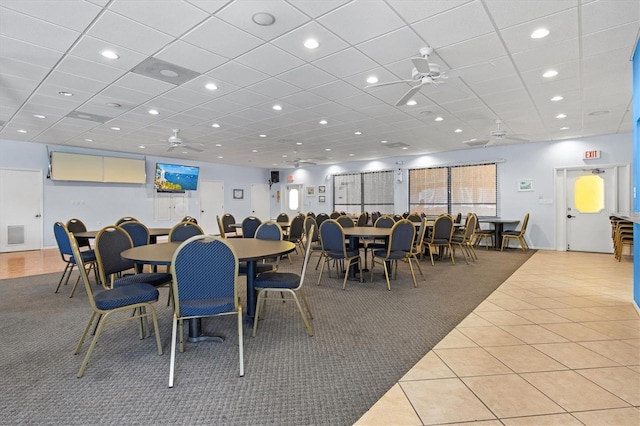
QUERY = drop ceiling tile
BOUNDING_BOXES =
[286,0,350,19]
[582,0,640,35]
[156,41,227,73]
[499,9,579,54]
[99,85,158,105]
[0,36,63,69]
[206,61,269,87]
[582,22,639,58]
[386,0,469,24]
[436,33,509,70]
[1,0,101,32]
[335,92,385,110]
[484,0,576,29]
[198,98,246,115]
[88,11,176,55]
[248,78,302,98]
[183,0,231,14]
[317,0,405,45]
[468,75,525,96]
[109,0,210,37]
[271,21,350,61]
[512,38,579,72]
[356,27,428,66]
[116,73,175,96]
[0,6,80,52]
[280,91,329,109]
[159,87,221,108]
[215,0,310,41]
[0,57,50,82]
[220,88,271,107]
[236,43,304,76]
[56,56,125,84]
[44,71,110,95]
[411,1,494,48]
[312,47,379,78]
[144,96,194,114]
[309,80,363,101]
[68,35,148,72]
[278,64,337,90]
[182,16,263,59]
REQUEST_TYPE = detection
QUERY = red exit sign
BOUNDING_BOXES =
[584,150,600,159]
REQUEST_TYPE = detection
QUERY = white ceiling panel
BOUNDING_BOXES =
[0,7,80,52]
[312,48,379,78]
[356,27,429,66]
[156,41,227,73]
[286,0,350,19]
[0,57,50,82]
[278,64,337,90]
[184,0,233,14]
[511,38,579,72]
[499,9,578,54]
[182,16,263,59]
[235,43,304,76]
[1,0,101,32]
[484,0,576,29]
[386,0,469,25]
[109,0,210,37]
[581,0,640,35]
[56,56,125,84]
[271,21,350,61]
[0,36,63,69]
[206,61,269,87]
[68,35,148,72]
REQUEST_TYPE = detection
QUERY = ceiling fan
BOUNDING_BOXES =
[462,120,529,147]
[285,150,317,168]
[161,129,203,152]
[365,46,456,106]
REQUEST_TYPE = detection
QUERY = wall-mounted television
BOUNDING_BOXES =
[154,162,199,192]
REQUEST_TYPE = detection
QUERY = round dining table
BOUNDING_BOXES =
[73,227,171,244]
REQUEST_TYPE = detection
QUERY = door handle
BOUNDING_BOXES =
[35,214,41,218]
[567,214,575,218]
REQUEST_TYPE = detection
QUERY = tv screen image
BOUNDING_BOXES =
[154,163,199,191]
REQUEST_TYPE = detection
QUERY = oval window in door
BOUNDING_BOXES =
[288,188,299,211]
[574,174,604,213]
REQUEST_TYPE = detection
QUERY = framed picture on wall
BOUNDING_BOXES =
[319,195,326,203]
[307,186,315,196]
[233,189,244,199]
[318,185,326,193]
[518,180,533,192]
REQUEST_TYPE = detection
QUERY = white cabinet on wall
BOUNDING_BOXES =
[154,192,187,221]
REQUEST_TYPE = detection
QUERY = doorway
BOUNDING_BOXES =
[555,165,630,253]
[199,180,224,234]
[283,184,303,219]
[0,169,43,252]
[251,184,270,221]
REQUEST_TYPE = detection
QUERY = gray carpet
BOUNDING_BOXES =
[0,248,534,425]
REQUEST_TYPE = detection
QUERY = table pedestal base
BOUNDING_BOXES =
[187,318,224,343]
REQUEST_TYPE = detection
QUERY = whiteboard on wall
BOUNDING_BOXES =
[50,152,145,184]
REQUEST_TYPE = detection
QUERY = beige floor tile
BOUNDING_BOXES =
[521,370,629,412]
[462,374,563,418]
[546,307,608,322]
[622,338,640,348]
[353,383,422,426]
[587,294,634,306]
[576,366,640,406]
[434,347,512,377]
[578,340,640,366]
[475,310,533,326]
[521,298,572,309]
[473,300,505,312]
[499,325,568,344]
[400,351,456,381]
[511,309,571,324]
[459,326,526,347]
[484,345,567,373]
[527,288,575,298]
[489,298,540,311]
[439,421,502,426]
[616,319,640,330]
[533,342,620,369]
[572,407,640,426]
[552,296,606,308]
[400,378,496,425]
[629,366,640,373]
[540,322,613,342]
[582,305,640,320]
[501,413,583,425]
[433,329,478,349]
[580,320,640,339]
[457,312,494,327]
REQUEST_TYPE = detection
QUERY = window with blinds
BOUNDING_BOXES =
[333,171,394,214]
[409,163,497,217]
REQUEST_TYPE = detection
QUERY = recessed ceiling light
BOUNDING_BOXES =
[551,95,563,102]
[105,102,121,107]
[205,83,218,91]
[252,149,258,153]
[349,153,355,156]
[454,129,462,133]
[319,120,327,125]
[272,104,282,111]
[556,113,567,119]
[560,126,570,130]
[304,38,319,49]
[589,110,610,116]
[325,148,331,151]
[406,99,417,106]
[159,69,179,78]
[435,116,444,121]
[101,50,119,59]
[111,127,120,130]
[530,28,550,39]
[252,12,275,26]
[366,76,378,84]
[543,70,558,78]
[58,91,73,97]
[259,134,267,138]
[211,123,220,128]
[17,129,27,133]
[33,114,46,119]
[148,109,159,115]
[215,143,222,147]
[296,142,302,145]
[354,131,362,135]
[402,147,409,150]
[138,145,145,149]
[380,140,388,144]
[217,156,223,159]
[85,139,93,142]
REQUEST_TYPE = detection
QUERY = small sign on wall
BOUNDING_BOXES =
[584,150,600,159]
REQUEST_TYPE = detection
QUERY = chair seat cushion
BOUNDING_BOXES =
[502,231,520,236]
[372,250,407,260]
[326,249,359,259]
[239,262,274,275]
[180,297,235,317]
[451,236,464,243]
[255,272,300,289]
[429,239,450,245]
[94,283,159,310]
[69,249,96,264]
[115,272,172,287]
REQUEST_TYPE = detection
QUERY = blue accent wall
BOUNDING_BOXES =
[633,40,640,309]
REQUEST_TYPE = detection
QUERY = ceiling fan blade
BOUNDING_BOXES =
[395,85,423,106]
[166,146,176,152]
[462,138,491,147]
[185,145,203,152]
[411,57,431,74]
[366,79,415,88]
[503,135,529,143]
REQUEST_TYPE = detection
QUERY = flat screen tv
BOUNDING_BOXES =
[154,162,199,192]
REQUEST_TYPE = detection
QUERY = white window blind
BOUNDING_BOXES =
[333,171,394,214]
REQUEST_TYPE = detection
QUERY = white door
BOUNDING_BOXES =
[0,169,42,252]
[199,180,224,234]
[251,184,270,221]
[283,184,303,219]
[566,168,616,253]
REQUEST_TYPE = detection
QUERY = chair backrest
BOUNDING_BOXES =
[374,215,395,228]
[276,213,289,223]
[407,213,422,223]
[356,212,368,226]
[169,221,204,242]
[319,220,347,254]
[115,216,138,226]
[216,215,227,238]
[454,212,462,224]
[329,211,340,219]
[393,214,403,222]
[431,214,454,241]
[288,214,305,240]
[171,236,239,317]
[65,218,91,248]
[387,220,416,254]
[255,221,283,241]
[519,213,530,235]
[120,221,150,247]
[370,211,380,225]
[304,216,319,243]
[95,226,136,284]
[296,224,315,289]
[306,211,316,219]
[181,216,198,224]
[53,221,74,260]
[222,213,236,233]
[462,214,476,241]
[414,218,428,250]
[242,216,262,238]
[315,213,330,227]
[66,225,100,311]
[336,215,354,228]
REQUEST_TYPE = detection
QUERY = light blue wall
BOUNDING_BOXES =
[632,40,639,309]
